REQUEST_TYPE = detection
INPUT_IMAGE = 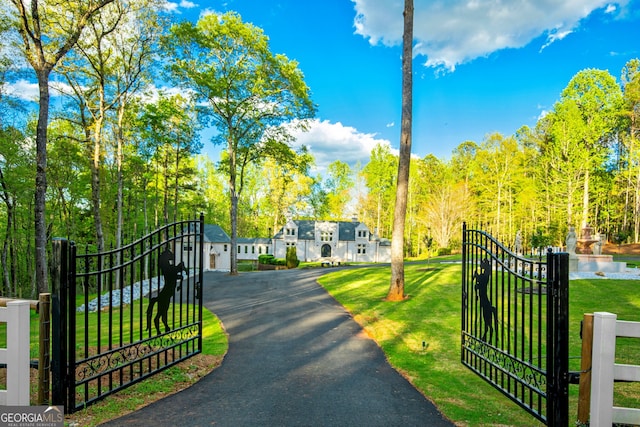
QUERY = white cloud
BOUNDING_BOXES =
[161,0,198,14]
[3,79,38,101]
[352,0,630,72]
[290,119,392,174]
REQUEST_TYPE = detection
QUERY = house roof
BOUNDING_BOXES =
[274,220,371,242]
[237,237,272,245]
[203,224,230,243]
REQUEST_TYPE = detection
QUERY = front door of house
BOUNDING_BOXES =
[321,244,331,257]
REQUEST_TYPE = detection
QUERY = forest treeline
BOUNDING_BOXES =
[0,2,639,297]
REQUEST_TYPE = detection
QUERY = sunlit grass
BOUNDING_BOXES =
[318,262,640,426]
[0,297,227,426]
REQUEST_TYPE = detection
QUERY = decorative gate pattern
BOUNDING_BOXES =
[51,215,204,413]
[461,224,569,425]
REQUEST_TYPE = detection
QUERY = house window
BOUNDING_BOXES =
[245,245,248,253]
[286,228,296,236]
[320,232,333,242]
[259,246,262,254]
[252,246,255,254]
[357,244,367,254]
[224,244,227,252]
[286,242,296,248]
[183,245,193,251]
[358,230,368,238]
[237,245,241,253]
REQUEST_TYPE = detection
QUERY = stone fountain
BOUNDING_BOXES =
[576,225,598,254]
[566,225,626,273]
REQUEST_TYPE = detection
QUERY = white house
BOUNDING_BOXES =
[178,223,232,272]
[236,237,272,261]
[272,219,391,263]
[180,220,390,272]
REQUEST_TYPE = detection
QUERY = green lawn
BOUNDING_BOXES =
[1,299,226,360]
[317,261,640,427]
[0,299,227,425]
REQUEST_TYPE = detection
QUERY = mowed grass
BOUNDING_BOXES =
[317,261,640,427]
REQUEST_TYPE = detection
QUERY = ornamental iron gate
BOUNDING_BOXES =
[461,224,569,425]
[51,215,204,413]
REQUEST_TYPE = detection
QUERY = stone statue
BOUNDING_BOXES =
[514,230,523,254]
[593,233,603,255]
[566,226,577,254]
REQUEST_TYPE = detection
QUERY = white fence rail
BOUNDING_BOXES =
[0,300,30,405]
[591,312,640,426]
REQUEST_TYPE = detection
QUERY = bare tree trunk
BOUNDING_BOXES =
[116,105,124,250]
[35,72,50,294]
[91,116,105,252]
[229,140,239,275]
[174,143,180,223]
[635,170,640,242]
[582,169,590,228]
[387,0,413,301]
[2,203,13,296]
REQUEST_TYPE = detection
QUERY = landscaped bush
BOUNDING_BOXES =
[437,247,452,256]
[286,247,300,269]
[258,254,275,264]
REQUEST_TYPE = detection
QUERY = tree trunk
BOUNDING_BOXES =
[35,71,50,294]
[2,201,13,296]
[582,169,590,228]
[91,116,105,252]
[387,0,413,302]
[116,105,125,250]
[174,143,180,223]
[229,140,238,275]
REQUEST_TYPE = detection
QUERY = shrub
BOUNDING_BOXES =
[258,254,275,265]
[437,247,452,256]
[286,247,300,269]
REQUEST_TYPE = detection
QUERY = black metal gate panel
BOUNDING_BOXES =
[51,215,204,413]
[461,224,569,425]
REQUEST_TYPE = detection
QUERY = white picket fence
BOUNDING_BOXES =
[0,300,30,405]
[591,312,640,426]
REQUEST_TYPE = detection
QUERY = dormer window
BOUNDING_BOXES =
[286,228,296,236]
[320,231,333,242]
[357,230,368,238]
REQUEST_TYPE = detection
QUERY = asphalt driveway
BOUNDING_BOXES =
[102,268,453,426]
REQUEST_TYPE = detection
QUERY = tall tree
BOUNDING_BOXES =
[471,133,522,241]
[387,0,413,301]
[620,59,640,241]
[362,143,397,236]
[260,151,314,234]
[164,11,315,275]
[325,160,353,219]
[559,69,622,229]
[138,93,201,225]
[8,0,115,293]
[57,1,127,251]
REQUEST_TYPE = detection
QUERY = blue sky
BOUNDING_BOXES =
[168,0,640,172]
[6,1,640,173]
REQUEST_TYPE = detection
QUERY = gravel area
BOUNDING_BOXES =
[570,268,640,281]
[77,271,197,312]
